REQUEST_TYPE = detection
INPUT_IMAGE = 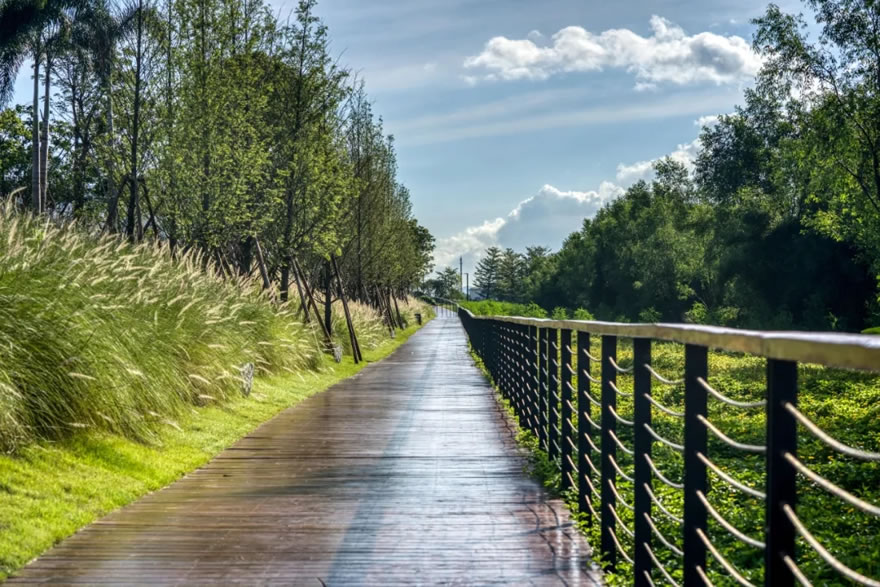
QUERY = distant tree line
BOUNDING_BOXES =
[0,0,434,330]
[465,0,880,332]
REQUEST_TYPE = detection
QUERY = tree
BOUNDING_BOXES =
[753,1,880,272]
[496,248,523,302]
[474,246,501,299]
[0,105,29,198]
[432,266,462,299]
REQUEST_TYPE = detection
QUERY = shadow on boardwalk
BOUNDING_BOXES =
[10,315,600,586]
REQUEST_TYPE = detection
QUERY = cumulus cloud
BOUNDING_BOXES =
[433,183,623,271]
[432,122,722,274]
[694,114,724,128]
[615,139,702,185]
[612,114,725,185]
[463,15,761,88]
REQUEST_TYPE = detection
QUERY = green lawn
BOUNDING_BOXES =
[0,321,426,581]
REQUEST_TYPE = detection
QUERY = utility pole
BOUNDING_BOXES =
[460,256,463,298]
[466,273,469,301]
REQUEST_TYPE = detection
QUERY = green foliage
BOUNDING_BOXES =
[572,308,595,320]
[474,246,502,299]
[551,306,568,320]
[422,266,462,299]
[461,300,548,318]
[0,105,28,197]
[863,327,880,335]
[1,0,433,299]
[0,205,428,452]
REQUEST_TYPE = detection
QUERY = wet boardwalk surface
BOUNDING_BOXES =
[10,313,600,585]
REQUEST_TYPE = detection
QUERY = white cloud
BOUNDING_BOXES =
[396,89,739,146]
[433,182,623,271]
[463,15,761,88]
[615,139,702,185]
[694,113,724,128]
[433,123,718,274]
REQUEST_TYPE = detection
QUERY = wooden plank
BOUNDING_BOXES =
[8,315,600,586]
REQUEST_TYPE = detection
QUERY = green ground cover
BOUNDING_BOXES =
[0,321,427,580]
[465,307,880,586]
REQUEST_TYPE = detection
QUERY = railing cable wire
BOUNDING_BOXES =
[697,415,766,454]
[785,452,880,516]
[608,405,635,426]
[608,503,635,538]
[643,512,684,557]
[644,393,685,418]
[644,364,684,386]
[609,429,635,455]
[609,527,635,565]
[609,380,633,397]
[696,490,765,549]
[784,555,814,587]
[645,483,683,524]
[785,403,880,462]
[783,504,880,587]
[609,356,634,373]
[608,453,635,482]
[698,452,765,499]
[644,423,685,452]
[696,528,757,587]
[644,454,683,489]
[644,543,681,587]
[607,478,635,511]
[697,377,765,409]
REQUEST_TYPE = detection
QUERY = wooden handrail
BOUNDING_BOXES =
[458,308,880,372]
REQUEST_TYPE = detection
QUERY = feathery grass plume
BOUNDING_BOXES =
[0,204,427,452]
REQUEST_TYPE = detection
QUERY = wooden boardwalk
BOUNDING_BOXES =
[10,313,600,585]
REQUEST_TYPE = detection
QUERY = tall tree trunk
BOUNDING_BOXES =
[280,263,290,302]
[239,236,254,276]
[125,1,144,239]
[103,74,120,232]
[323,261,332,336]
[31,50,40,212]
[39,54,51,213]
[38,58,50,210]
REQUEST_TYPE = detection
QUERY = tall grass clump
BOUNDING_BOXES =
[0,206,331,452]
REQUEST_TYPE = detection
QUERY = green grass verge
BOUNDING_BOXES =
[0,320,427,581]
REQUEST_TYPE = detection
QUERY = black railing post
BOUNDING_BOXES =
[765,359,798,587]
[601,335,618,570]
[529,325,539,437]
[514,324,525,427]
[548,328,560,463]
[561,329,573,491]
[540,327,549,452]
[506,324,514,401]
[683,344,708,587]
[633,338,653,587]
[577,331,593,524]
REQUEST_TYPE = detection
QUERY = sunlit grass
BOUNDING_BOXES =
[0,318,429,580]
[0,203,431,452]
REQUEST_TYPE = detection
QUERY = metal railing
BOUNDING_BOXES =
[458,307,880,587]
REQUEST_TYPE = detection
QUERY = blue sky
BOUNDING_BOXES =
[9,0,802,276]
